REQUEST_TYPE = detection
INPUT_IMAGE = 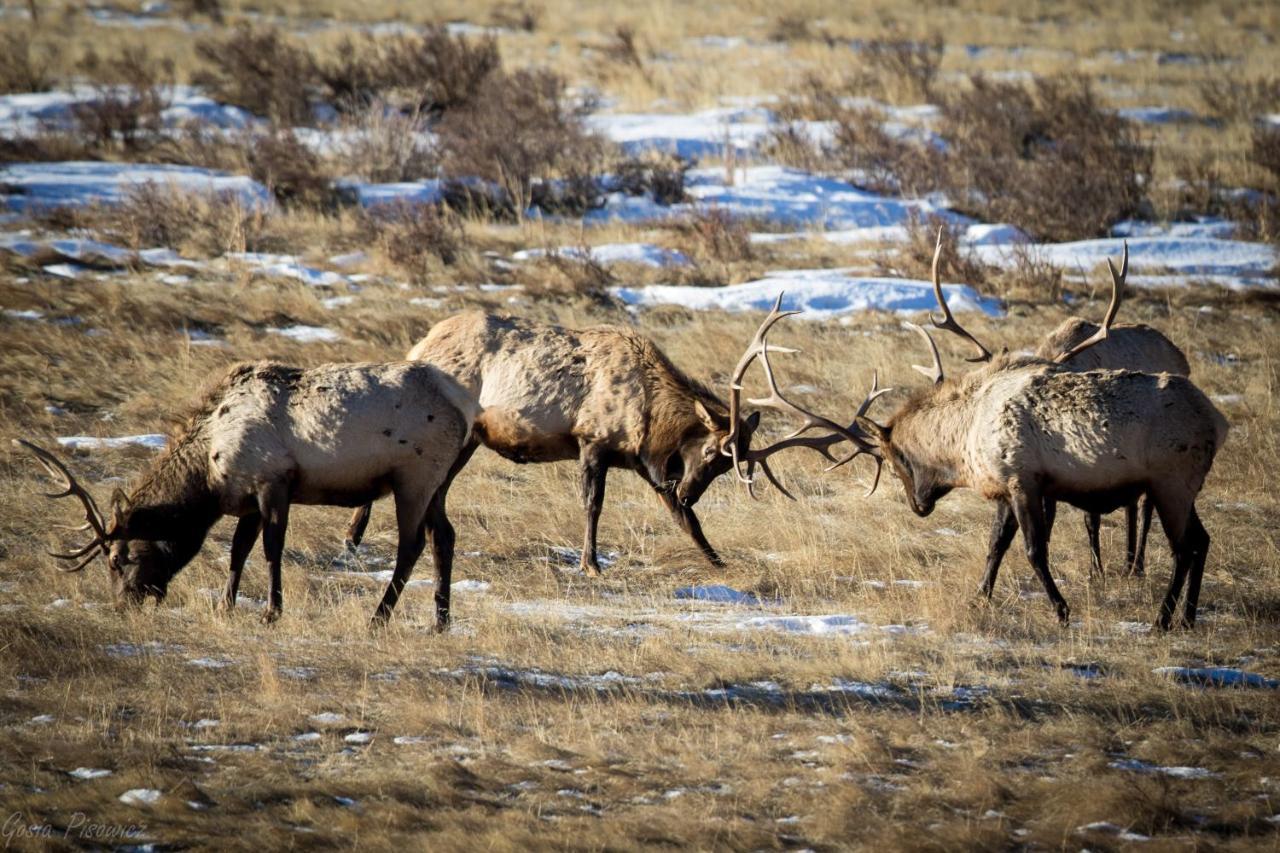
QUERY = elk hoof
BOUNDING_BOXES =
[344,538,359,553]
[581,563,602,578]
[260,608,280,625]
[432,619,450,634]
[1054,604,1071,626]
[216,598,236,615]
[968,594,994,610]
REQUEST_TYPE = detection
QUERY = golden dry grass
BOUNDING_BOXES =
[0,264,1278,849]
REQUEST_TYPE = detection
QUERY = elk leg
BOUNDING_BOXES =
[221,512,261,612]
[1011,490,1071,625]
[978,501,1018,600]
[1178,507,1210,629]
[1151,488,1193,631]
[1084,512,1104,580]
[370,488,430,628]
[656,489,724,568]
[1129,496,1154,578]
[258,489,290,624]
[579,444,608,577]
[426,441,476,632]
[345,504,372,551]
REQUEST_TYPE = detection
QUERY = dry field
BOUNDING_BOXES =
[1,276,1278,850]
[1,0,1280,851]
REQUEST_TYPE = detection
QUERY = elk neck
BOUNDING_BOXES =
[122,420,221,546]
[888,377,983,491]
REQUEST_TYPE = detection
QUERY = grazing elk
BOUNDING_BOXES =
[18,361,479,630]
[810,239,1227,629]
[970,245,1192,581]
[345,311,799,575]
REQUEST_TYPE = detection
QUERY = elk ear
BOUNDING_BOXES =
[109,488,131,534]
[694,400,728,433]
[741,410,762,437]
[854,416,888,455]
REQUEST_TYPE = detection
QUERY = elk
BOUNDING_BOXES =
[345,311,868,574]
[17,361,479,630]
[838,240,1227,629]
[973,244,1191,581]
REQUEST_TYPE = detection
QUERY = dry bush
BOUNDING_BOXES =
[174,0,224,22]
[759,123,826,173]
[489,2,542,31]
[768,15,833,46]
[829,108,939,195]
[193,24,316,125]
[605,25,648,75]
[437,69,604,221]
[1198,75,1280,124]
[72,46,174,154]
[1250,126,1280,183]
[990,241,1064,303]
[100,182,277,256]
[0,129,94,164]
[317,28,499,115]
[150,123,251,174]
[675,206,754,265]
[362,202,466,275]
[858,35,944,104]
[247,130,339,210]
[939,76,1151,242]
[0,29,53,93]
[332,102,438,183]
[610,152,690,206]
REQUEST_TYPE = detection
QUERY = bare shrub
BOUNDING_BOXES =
[759,123,826,173]
[489,2,542,31]
[362,202,465,275]
[0,30,53,94]
[676,206,753,264]
[829,108,939,195]
[894,211,989,287]
[0,129,94,163]
[247,129,338,210]
[104,182,276,256]
[606,25,648,73]
[1250,126,1280,183]
[858,36,944,104]
[939,76,1151,242]
[193,25,316,125]
[768,15,833,46]
[437,69,603,221]
[610,152,689,205]
[151,123,251,173]
[1198,76,1280,124]
[72,46,174,154]
[333,102,437,183]
[991,241,1064,303]
[174,0,224,22]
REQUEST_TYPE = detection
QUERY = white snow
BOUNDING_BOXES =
[738,614,870,636]
[674,585,760,605]
[614,270,1002,318]
[0,162,270,212]
[590,166,966,232]
[226,252,347,287]
[266,325,342,343]
[118,788,163,806]
[1116,106,1196,124]
[1108,758,1219,779]
[513,242,692,268]
[344,732,374,744]
[451,579,491,593]
[1077,821,1151,842]
[4,308,43,320]
[187,656,233,669]
[308,712,345,725]
[69,767,113,780]
[1153,666,1279,689]
[57,434,167,451]
[0,86,252,137]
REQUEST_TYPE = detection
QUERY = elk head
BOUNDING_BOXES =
[719,294,891,499]
[663,402,761,508]
[15,439,186,604]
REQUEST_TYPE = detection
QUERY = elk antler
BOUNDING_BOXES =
[926,227,992,363]
[906,322,944,385]
[1054,241,1128,364]
[723,295,886,498]
[13,439,112,572]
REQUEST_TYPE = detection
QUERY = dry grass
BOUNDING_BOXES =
[1,265,1277,849]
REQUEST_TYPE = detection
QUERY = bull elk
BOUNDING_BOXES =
[961,243,1192,583]
[835,240,1227,629]
[17,361,479,630]
[346,311,823,574]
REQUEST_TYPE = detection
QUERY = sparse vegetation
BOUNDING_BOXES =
[72,46,174,155]
[192,25,317,125]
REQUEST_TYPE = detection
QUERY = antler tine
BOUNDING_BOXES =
[906,322,944,385]
[1054,240,1127,364]
[55,550,101,573]
[13,439,111,566]
[926,227,992,363]
[723,293,801,486]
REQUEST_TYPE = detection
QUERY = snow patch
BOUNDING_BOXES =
[1153,666,1279,689]
[118,788,163,807]
[513,242,691,268]
[69,767,112,780]
[1108,758,1219,779]
[674,585,760,605]
[266,325,342,343]
[57,434,167,451]
[0,161,269,212]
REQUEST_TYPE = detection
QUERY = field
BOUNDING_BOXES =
[2,0,1280,850]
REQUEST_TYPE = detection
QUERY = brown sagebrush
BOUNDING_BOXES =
[938,76,1151,242]
[381,28,501,114]
[72,46,174,154]
[489,2,542,31]
[363,202,466,274]
[829,108,939,195]
[0,29,53,94]
[333,102,438,183]
[895,211,990,290]
[611,152,689,206]
[193,24,316,125]
[1198,75,1280,124]
[1250,126,1280,183]
[437,69,603,221]
[677,206,753,264]
[247,130,338,210]
[859,35,944,104]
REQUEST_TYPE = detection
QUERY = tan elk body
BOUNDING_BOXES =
[21,361,479,629]
[346,311,763,573]
[840,238,1228,628]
